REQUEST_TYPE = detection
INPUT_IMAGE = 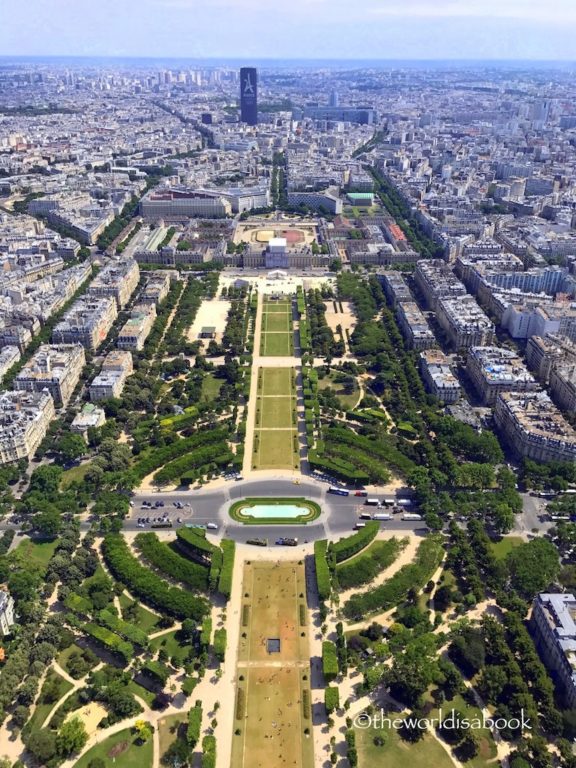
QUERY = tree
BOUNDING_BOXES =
[55,433,86,464]
[134,719,153,743]
[27,729,57,763]
[507,539,560,598]
[457,731,480,760]
[34,508,62,538]
[56,716,88,757]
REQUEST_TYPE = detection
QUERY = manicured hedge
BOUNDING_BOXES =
[64,592,93,616]
[134,532,209,591]
[176,527,220,560]
[329,521,379,564]
[218,539,235,598]
[153,443,233,486]
[200,616,212,650]
[201,734,216,768]
[325,686,340,713]
[309,450,369,485]
[343,535,444,620]
[82,622,133,664]
[314,540,331,600]
[336,538,406,590]
[102,534,209,621]
[142,660,170,686]
[132,428,228,481]
[322,641,339,683]
[98,609,149,648]
[187,701,203,747]
[213,628,226,662]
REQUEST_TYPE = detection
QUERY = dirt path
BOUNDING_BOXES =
[335,534,414,605]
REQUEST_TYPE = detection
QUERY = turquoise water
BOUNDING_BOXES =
[244,504,306,519]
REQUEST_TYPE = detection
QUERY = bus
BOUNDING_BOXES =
[373,513,392,521]
[365,498,379,506]
[382,498,395,507]
[151,521,173,528]
[328,487,349,496]
[401,513,423,521]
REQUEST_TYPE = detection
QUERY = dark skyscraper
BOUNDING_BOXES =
[240,67,258,126]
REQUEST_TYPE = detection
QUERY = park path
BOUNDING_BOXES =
[335,533,415,606]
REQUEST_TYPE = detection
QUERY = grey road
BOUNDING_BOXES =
[126,477,426,542]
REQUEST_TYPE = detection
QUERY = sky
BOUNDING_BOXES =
[1,0,576,61]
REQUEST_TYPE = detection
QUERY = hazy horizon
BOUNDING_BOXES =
[2,0,576,62]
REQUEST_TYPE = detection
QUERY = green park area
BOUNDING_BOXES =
[357,723,454,768]
[260,298,294,356]
[252,367,300,470]
[74,727,153,768]
[232,561,314,768]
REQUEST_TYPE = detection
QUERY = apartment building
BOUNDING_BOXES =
[494,391,576,463]
[139,271,171,305]
[466,346,539,405]
[15,344,85,407]
[52,297,118,351]
[436,295,495,350]
[414,259,467,310]
[532,594,576,709]
[0,390,55,464]
[549,365,576,413]
[419,349,462,403]
[117,304,156,351]
[380,272,412,307]
[89,350,133,401]
[526,335,576,384]
[0,591,15,636]
[88,259,140,309]
[395,301,437,350]
[0,346,20,383]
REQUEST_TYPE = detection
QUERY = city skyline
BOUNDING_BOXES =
[2,0,576,61]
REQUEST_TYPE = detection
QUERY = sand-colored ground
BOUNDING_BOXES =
[65,703,108,736]
[186,297,231,348]
[324,300,357,354]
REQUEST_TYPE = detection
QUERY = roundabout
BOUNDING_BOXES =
[228,496,321,525]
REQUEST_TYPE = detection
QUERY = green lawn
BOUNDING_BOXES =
[24,669,73,736]
[357,722,455,768]
[318,373,359,410]
[60,463,92,490]
[12,538,58,573]
[57,643,100,679]
[260,367,293,397]
[157,712,187,758]
[263,300,292,312]
[126,679,157,707]
[258,396,294,429]
[148,629,189,668]
[73,727,153,768]
[264,312,291,332]
[253,428,299,470]
[118,593,161,633]
[260,331,293,356]
[201,373,223,402]
[427,693,497,767]
[490,537,523,561]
